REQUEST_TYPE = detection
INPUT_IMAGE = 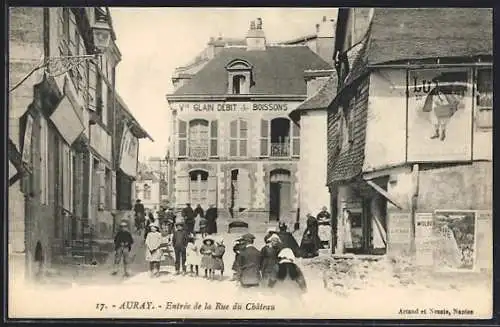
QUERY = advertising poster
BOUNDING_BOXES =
[474,210,492,271]
[433,210,476,272]
[387,212,411,251]
[407,69,473,162]
[415,213,434,266]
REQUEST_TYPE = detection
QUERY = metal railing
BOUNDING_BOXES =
[270,142,290,157]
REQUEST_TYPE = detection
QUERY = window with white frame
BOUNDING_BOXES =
[260,119,269,156]
[189,119,209,158]
[143,183,152,200]
[291,122,300,157]
[229,119,248,157]
[226,59,253,95]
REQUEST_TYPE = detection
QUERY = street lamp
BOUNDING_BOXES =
[9,23,112,93]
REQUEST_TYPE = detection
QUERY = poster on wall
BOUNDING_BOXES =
[407,69,473,162]
[474,210,492,271]
[433,210,476,272]
[387,212,411,249]
[415,212,434,266]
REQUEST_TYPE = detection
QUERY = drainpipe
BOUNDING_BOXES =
[409,163,420,257]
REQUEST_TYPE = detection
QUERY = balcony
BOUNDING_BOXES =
[189,145,209,159]
[270,142,290,157]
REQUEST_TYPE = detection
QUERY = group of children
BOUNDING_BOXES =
[145,221,225,279]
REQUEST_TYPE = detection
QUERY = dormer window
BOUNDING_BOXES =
[226,59,253,95]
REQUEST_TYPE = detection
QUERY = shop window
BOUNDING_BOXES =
[476,68,493,129]
[189,119,209,158]
[210,120,218,157]
[229,119,248,157]
[178,120,187,157]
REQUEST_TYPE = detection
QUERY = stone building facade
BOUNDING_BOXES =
[8,7,148,282]
[327,8,492,273]
[167,19,332,224]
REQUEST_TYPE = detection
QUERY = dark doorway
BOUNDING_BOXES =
[269,182,281,221]
[269,169,292,221]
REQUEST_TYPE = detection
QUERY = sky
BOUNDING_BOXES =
[110,7,338,162]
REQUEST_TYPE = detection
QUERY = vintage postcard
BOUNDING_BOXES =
[7,7,493,320]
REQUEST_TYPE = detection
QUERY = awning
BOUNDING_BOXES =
[50,95,85,145]
[365,179,404,210]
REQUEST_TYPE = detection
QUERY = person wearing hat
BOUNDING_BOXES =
[111,220,134,277]
[134,199,146,233]
[234,233,262,288]
[172,221,189,275]
[212,237,226,280]
[269,248,307,295]
[264,227,279,244]
[230,238,245,281]
[182,203,196,235]
[200,237,216,279]
[260,233,283,287]
[277,222,301,258]
[145,221,162,277]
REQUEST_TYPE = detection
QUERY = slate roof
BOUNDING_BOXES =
[289,73,338,122]
[368,8,493,65]
[172,46,332,96]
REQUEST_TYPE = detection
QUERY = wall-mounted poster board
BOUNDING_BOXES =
[407,68,473,162]
[415,212,434,266]
[433,210,476,272]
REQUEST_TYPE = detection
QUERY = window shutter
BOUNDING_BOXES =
[102,81,108,125]
[239,119,248,157]
[68,12,77,55]
[207,176,217,206]
[237,169,251,209]
[176,174,190,206]
[210,120,218,157]
[98,163,106,210]
[229,119,238,157]
[178,119,187,157]
[111,170,117,210]
[291,122,300,157]
[61,143,71,211]
[88,63,97,111]
[260,119,269,156]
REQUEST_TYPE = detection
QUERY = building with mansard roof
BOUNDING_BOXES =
[166,18,333,224]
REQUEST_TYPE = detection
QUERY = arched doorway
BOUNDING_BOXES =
[269,169,292,221]
[189,169,209,208]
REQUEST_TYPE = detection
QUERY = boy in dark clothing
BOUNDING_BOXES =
[172,222,189,274]
[144,212,156,241]
[134,199,145,233]
[112,221,134,277]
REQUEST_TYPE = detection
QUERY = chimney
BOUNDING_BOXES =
[246,18,266,51]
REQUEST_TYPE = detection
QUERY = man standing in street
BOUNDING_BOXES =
[133,199,145,233]
[172,222,189,275]
[182,203,195,234]
[234,233,262,288]
[205,204,218,235]
[111,220,134,277]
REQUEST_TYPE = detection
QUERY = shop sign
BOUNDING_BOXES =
[433,210,476,272]
[407,68,473,162]
[173,102,292,113]
[50,96,85,146]
[415,212,434,266]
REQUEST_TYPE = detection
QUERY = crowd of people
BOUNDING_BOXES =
[112,199,334,294]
